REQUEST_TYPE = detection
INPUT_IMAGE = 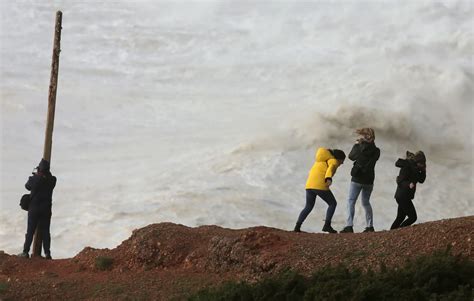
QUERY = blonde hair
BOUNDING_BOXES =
[355,128,375,143]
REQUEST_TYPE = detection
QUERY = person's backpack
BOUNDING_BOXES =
[20,194,31,211]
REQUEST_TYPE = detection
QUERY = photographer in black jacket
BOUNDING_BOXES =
[390,151,426,229]
[18,159,57,259]
[340,128,380,233]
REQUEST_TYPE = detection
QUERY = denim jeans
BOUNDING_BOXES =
[346,181,373,228]
[296,189,337,226]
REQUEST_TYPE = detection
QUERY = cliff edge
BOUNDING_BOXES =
[0,216,472,300]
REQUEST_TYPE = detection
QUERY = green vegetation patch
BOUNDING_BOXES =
[189,250,474,301]
[0,281,8,294]
[95,256,114,271]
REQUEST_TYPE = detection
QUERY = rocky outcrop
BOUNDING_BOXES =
[73,216,473,279]
[2,216,472,300]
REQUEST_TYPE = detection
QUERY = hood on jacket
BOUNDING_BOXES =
[315,148,345,164]
[315,148,333,162]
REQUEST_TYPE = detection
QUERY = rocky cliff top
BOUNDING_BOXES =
[1,216,472,300]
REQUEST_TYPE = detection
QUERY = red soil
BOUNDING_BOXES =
[1,216,472,300]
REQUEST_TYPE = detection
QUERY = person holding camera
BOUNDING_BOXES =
[340,128,380,233]
[18,159,57,259]
[390,151,426,229]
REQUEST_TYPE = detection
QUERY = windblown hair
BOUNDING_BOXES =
[355,128,375,143]
[406,150,426,164]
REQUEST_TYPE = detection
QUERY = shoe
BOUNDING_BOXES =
[322,224,337,234]
[340,226,354,233]
[363,227,375,233]
[45,254,52,260]
[17,252,29,258]
[293,223,302,233]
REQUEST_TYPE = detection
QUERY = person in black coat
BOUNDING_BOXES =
[390,151,426,229]
[18,159,57,259]
[340,128,380,233]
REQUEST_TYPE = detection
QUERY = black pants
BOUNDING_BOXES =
[296,189,337,226]
[23,208,52,255]
[390,197,417,229]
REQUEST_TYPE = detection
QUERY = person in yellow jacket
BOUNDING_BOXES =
[294,148,346,233]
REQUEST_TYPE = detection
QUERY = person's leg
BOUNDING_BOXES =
[318,190,337,233]
[390,199,407,230]
[40,211,52,258]
[360,184,374,228]
[23,210,39,254]
[346,182,362,227]
[400,199,417,227]
[295,189,317,231]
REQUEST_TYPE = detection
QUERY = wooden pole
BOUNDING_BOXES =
[32,11,62,257]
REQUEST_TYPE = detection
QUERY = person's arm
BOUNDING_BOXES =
[366,147,380,169]
[25,176,35,191]
[348,144,360,161]
[396,160,410,185]
[358,147,381,172]
[51,176,57,188]
[395,158,406,168]
[417,166,426,184]
[325,159,339,184]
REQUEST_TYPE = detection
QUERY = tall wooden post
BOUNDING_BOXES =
[32,11,62,257]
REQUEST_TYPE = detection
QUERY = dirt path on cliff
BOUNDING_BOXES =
[1,216,472,300]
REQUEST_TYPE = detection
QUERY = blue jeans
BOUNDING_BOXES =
[296,189,337,226]
[346,182,373,228]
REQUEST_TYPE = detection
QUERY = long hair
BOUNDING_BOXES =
[355,128,375,143]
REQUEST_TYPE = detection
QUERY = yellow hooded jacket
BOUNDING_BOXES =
[305,148,341,190]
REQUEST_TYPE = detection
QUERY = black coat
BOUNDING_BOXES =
[349,142,380,185]
[394,159,426,200]
[25,173,57,212]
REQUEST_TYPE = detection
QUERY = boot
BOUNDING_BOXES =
[340,226,354,233]
[363,227,375,233]
[17,251,29,258]
[322,224,337,234]
[293,223,302,233]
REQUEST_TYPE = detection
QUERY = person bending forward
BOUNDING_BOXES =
[294,148,345,233]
